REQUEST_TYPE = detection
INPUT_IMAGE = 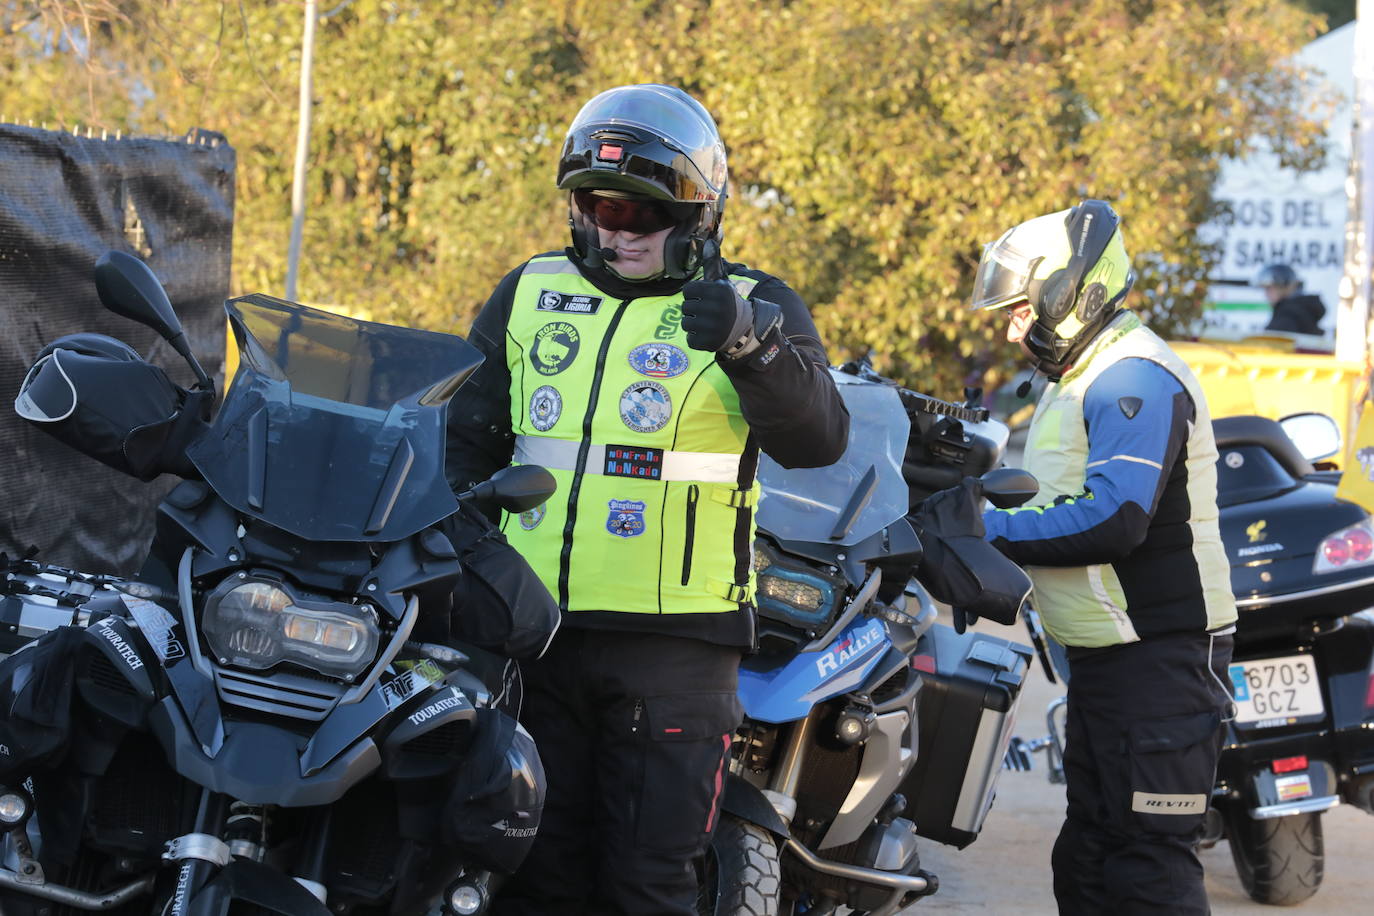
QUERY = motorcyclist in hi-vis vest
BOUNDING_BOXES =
[446,84,848,915]
[973,200,1238,916]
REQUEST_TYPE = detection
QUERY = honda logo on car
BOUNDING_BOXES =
[407,689,466,726]
[816,622,882,677]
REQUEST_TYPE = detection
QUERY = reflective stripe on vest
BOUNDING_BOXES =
[515,435,744,484]
[500,255,763,615]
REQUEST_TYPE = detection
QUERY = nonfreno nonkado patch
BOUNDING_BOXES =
[531,322,580,376]
[604,444,664,479]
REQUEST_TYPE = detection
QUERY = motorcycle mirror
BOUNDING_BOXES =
[981,466,1039,509]
[465,465,557,514]
[93,251,214,391]
[1278,412,1341,463]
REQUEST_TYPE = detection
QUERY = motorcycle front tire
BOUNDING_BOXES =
[1224,808,1324,906]
[696,815,780,916]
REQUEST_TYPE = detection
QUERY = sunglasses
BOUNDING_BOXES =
[573,190,680,235]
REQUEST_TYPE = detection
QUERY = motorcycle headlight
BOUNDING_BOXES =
[753,540,843,630]
[201,577,381,679]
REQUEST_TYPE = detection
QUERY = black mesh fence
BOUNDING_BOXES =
[0,125,235,575]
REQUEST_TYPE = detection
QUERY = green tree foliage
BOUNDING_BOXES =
[0,0,1329,393]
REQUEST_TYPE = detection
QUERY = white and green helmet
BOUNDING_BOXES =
[971,199,1135,376]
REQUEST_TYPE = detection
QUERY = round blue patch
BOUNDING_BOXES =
[619,380,672,433]
[627,343,690,379]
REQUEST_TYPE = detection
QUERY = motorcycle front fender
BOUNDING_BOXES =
[187,858,331,916]
[720,774,790,840]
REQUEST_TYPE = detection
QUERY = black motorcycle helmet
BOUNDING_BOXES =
[556,84,727,280]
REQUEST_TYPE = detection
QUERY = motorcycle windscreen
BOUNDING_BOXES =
[189,294,482,542]
[757,370,911,546]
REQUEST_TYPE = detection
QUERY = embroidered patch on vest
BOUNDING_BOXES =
[537,289,602,315]
[528,385,562,432]
[1118,396,1143,419]
[518,503,546,530]
[619,380,672,433]
[604,444,664,479]
[531,322,579,376]
[627,343,689,379]
[606,499,647,538]
[653,303,683,341]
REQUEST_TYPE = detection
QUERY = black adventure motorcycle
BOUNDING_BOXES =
[0,252,559,916]
[1018,411,1374,906]
[698,362,1039,916]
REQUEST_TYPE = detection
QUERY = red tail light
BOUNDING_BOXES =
[911,654,936,674]
[1315,522,1374,573]
[1272,755,1308,774]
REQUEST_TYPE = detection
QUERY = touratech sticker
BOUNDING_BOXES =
[519,503,546,530]
[531,322,580,376]
[619,380,672,433]
[528,385,562,431]
[537,288,602,315]
[94,621,145,671]
[606,499,647,538]
[627,343,689,379]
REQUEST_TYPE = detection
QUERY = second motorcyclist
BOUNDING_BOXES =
[972,200,1238,915]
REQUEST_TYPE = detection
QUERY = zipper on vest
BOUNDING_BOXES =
[557,297,632,610]
[681,484,700,586]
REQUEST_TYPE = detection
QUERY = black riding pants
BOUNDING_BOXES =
[491,627,742,916]
[1052,630,1234,916]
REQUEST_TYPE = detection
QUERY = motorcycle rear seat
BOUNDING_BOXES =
[1213,415,1315,481]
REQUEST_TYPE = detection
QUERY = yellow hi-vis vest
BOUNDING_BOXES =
[1022,313,1237,648]
[500,255,761,614]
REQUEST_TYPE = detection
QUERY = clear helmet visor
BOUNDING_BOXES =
[970,238,1042,311]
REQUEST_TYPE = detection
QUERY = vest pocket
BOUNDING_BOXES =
[681,484,700,586]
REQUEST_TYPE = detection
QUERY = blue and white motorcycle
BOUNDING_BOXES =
[697,366,1037,916]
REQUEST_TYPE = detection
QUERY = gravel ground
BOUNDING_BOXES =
[905,619,1373,913]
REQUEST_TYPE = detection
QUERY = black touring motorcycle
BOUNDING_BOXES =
[1021,411,1374,906]
[0,252,558,916]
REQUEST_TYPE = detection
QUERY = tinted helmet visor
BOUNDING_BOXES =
[573,190,682,235]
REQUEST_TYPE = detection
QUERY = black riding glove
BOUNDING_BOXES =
[681,279,753,353]
[681,280,785,360]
